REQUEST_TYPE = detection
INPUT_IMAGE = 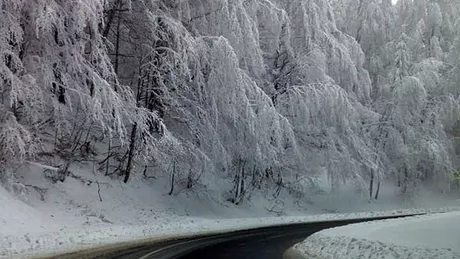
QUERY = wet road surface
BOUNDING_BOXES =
[48,214,422,259]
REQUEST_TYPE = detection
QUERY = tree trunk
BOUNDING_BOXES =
[113,7,122,92]
[233,174,240,203]
[123,122,137,183]
[402,167,408,194]
[233,160,241,204]
[374,177,381,200]
[102,0,123,37]
[240,163,245,199]
[105,139,111,176]
[369,170,374,199]
[168,161,176,195]
[187,169,193,189]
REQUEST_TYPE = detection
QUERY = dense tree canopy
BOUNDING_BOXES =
[1,0,459,202]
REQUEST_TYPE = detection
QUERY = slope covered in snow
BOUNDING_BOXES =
[2,0,460,258]
[2,172,458,259]
[1,162,459,258]
[288,212,460,259]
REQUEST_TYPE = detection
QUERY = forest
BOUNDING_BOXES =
[1,0,460,204]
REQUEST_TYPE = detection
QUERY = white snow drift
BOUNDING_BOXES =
[287,212,460,259]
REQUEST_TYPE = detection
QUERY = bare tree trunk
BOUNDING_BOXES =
[374,177,381,200]
[102,0,125,37]
[234,174,240,203]
[168,161,176,195]
[274,173,283,198]
[369,170,374,199]
[240,162,245,199]
[232,159,248,204]
[187,169,193,189]
[123,122,137,183]
[402,166,408,194]
[105,139,111,176]
[103,9,116,38]
[234,160,241,203]
[113,5,122,92]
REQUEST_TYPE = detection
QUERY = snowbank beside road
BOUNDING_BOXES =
[287,211,460,259]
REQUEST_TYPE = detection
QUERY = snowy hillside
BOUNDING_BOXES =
[1,0,460,257]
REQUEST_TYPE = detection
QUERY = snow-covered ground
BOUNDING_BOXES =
[288,211,460,259]
[1,163,459,258]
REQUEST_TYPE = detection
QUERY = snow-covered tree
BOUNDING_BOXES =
[332,0,394,90]
[2,0,459,202]
[0,0,166,185]
[391,34,412,83]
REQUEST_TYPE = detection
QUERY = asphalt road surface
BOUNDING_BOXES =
[48,214,421,259]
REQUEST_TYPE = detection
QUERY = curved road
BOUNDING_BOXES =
[50,214,421,259]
